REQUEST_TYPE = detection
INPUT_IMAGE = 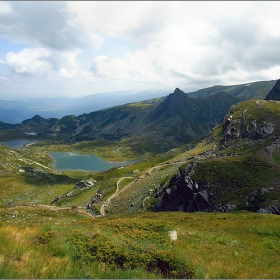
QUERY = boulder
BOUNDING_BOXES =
[74,179,96,189]
[50,195,65,204]
[89,191,104,204]
[206,203,237,213]
[257,204,280,215]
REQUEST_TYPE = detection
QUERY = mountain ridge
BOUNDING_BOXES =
[3,88,240,153]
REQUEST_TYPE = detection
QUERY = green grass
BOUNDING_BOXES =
[0,209,279,278]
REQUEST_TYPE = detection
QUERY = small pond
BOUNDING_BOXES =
[49,152,137,172]
[0,139,40,149]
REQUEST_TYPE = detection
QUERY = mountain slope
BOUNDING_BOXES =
[0,90,170,124]
[188,79,277,100]
[265,79,280,100]
[153,99,280,214]
[9,89,240,152]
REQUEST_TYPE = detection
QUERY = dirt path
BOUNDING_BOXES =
[99,176,134,216]
[8,204,94,218]
[98,161,187,216]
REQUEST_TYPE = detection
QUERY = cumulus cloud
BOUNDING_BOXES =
[5,48,52,75]
[0,2,101,51]
[1,1,280,97]
[68,1,168,46]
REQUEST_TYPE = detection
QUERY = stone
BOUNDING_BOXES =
[257,204,280,215]
[74,179,95,189]
[168,230,178,242]
[206,203,237,213]
[50,195,65,204]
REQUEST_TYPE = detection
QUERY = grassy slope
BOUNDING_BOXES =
[199,100,280,207]
[1,99,280,278]
[0,208,279,279]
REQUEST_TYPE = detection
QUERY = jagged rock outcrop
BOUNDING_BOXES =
[220,110,274,146]
[74,179,97,189]
[89,191,104,204]
[246,187,279,214]
[51,179,97,204]
[154,162,216,212]
[206,203,237,213]
[257,204,280,214]
[265,79,280,101]
[86,191,105,215]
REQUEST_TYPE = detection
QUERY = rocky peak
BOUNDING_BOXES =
[265,79,280,100]
[173,88,186,95]
[149,88,189,121]
[22,114,45,125]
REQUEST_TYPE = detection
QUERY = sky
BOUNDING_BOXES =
[0,1,280,99]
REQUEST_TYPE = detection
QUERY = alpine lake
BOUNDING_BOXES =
[1,139,136,172]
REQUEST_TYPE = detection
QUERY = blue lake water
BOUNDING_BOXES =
[0,139,40,149]
[49,152,137,172]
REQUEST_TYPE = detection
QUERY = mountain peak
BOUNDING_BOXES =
[149,88,189,121]
[265,79,280,100]
[173,88,185,95]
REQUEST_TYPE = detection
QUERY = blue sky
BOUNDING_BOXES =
[0,1,280,99]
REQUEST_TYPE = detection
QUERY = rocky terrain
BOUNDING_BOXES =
[1,80,280,217]
[1,88,240,153]
[151,82,280,214]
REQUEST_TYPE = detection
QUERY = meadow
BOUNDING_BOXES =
[0,208,279,279]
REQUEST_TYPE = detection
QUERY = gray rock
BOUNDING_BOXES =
[154,162,215,212]
[257,204,280,215]
[74,179,95,189]
[206,203,237,213]
[50,195,65,204]
[89,191,104,204]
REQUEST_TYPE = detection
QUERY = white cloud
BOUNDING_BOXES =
[0,2,12,14]
[90,56,131,80]
[0,2,100,51]
[6,48,52,75]
[0,1,280,98]
[67,1,167,46]
[59,68,73,79]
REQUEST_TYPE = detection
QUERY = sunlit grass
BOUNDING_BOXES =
[0,209,279,278]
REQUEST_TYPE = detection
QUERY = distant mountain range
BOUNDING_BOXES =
[2,88,239,153]
[0,79,277,124]
[187,79,277,99]
[1,78,280,216]
[0,89,170,124]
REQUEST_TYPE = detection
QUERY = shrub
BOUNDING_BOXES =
[68,230,194,278]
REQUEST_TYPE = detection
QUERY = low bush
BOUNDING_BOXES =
[69,230,194,279]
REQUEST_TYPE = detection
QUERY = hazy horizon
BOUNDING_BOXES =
[0,1,280,99]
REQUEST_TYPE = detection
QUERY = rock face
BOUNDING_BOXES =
[257,204,280,214]
[246,187,280,214]
[154,163,217,212]
[51,179,97,204]
[74,179,97,189]
[220,110,274,147]
[86,191,104,215]
[265,79,280,101]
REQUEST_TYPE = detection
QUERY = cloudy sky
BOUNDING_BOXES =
[0,1,280,99]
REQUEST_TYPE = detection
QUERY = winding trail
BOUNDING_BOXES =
[98,161,187,216]
[3,204,95,218]
[99,177,134,216]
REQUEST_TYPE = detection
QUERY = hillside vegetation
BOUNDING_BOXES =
[0,79,280,278]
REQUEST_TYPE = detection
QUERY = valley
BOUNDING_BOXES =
[0,80,280,278]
